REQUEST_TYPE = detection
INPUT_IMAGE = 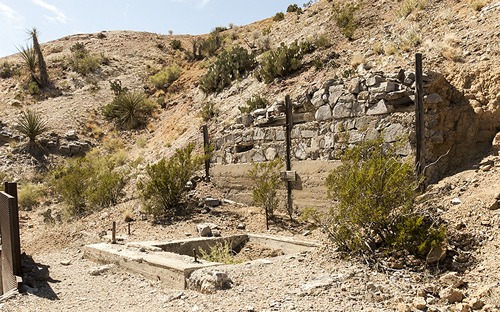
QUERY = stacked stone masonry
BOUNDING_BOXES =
[214,69,435,165]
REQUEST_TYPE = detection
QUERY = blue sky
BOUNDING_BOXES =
[0,0,295,57]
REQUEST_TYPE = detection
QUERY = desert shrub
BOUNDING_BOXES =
[321,139,446,258]
[273,12,285,21]
[287,4,303,14]
[18,183,45,211]
[200,101,218,121]
[395,0,428,18]
[238,95,269,113]
[255,41,303,84]
[470,0,488,11]
[149,64,182,89]
[50,149,127,216]
[69,42,101,75]
[247,158,283,218]
[199,46,256,94]
[199,241,241,264]
[202,28,224,57]
[332,2,360,39]
[0,62,13,78]
[138,143,203,217]
[109,79,128,95]
[103,91,155,130]
[170,39,182,50]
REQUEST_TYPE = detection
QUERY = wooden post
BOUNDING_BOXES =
[4,182,21,276]
[202,125,211,181]
[415,53,425,190]
[111,221,116,244]
[285,95,294,220]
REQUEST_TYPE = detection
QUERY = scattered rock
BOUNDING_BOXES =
[439,287,464,304]
[196,223,218,237]
[204,197,220,207]
[89,264,114,276]
[439,272,464,288]
[299,275,335,295]
[412,297,427,310]
[467,297,485,310]
[60,259,72,266]
[451,198,462,205]
[187,270,232,294]
[236,223,246,230]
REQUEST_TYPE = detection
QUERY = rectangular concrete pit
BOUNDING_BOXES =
[84,234,320,290]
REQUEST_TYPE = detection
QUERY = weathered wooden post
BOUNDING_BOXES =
[111,221,116,244]
[415,53,425,190]
[285,95,294,220]
[202,124,211,181]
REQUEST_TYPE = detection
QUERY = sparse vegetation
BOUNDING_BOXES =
[273,12,285,22]
[200,101,218,121]
[470,0,488,11]
[109,79,128,95]
[29,28,50,87]
[199,241,241,264]
[395,0,428,18]
[287,4,303,14]
[17,44,39,85]
[199,46,256,94]
[248,158,283,219]
[149,64,182,90]
[50,148,128,217]
[69,42,102,75]
[332,2,360,39]
[0,62,14,79]
[103,91,156,130]
[138,143,203,217]
[170,39,182,50]
[313,139,446,258]
[18,182,45,211]
[239,95,269,114]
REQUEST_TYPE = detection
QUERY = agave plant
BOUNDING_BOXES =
[17,109,49,153]
[103,91,155,130]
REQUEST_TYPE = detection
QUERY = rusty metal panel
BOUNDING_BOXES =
[4,182,21,276]
[0,191,17,295]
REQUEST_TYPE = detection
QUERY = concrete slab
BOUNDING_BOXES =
[84,234,321,290]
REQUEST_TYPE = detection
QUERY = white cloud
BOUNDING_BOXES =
[0,1,25,26]
[31,0,67,24]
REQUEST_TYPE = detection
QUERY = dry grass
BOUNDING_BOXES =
[440,33,463,62]
[470,0,488,11]
[384,43,398,55]
[350,52,365,68]
[395,0,428,18]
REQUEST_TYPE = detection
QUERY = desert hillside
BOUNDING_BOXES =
[0,0,499,311]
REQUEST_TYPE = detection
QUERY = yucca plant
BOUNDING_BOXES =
[17,44,40,85]
[17,109,49,153]
[103,91,155,130]
[28,28,50,87]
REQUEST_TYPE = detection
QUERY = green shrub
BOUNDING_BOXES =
[332,2,360,39]
[199,46,256,94]
[109,79,128,95]
[273,12,285,21]
[50,149,127,216]
[149,64,182,89]
[323,139,446,258]
[200,101,218,121]
[0,62,13,78]
[203,28,224,57]
[170,39,182,50]
[18,183,44,211]
[138,143,203,217]
[103,91,155,130]
[255,41,303,84]
[287,4,302,14]
[69,42,101,75]
[395,0,427,18]
[199,241,241,264]
[239,95,269,113]
[248,158,283,218]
